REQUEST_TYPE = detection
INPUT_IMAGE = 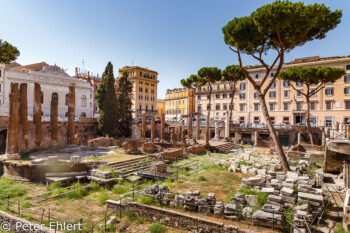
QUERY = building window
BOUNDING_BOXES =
[345,75,350,82]
[271,81,276,88]
[325,87,333,96]
[296,82,303,86]
[197,95,201,100]
[283,80,289,87]
[255,74,259,79]
[270,116,275,124]
[216,94,220,99]
[346,101,350,110]
[139,95,143,100]
[270,72,275,77]
[139,87,143,92]
[310,88,316,97]
[51,92,58,102]
[240,104,245,111]
[223,104,227,110]
[284,90,289,98]
[296,102,302,111]
[139,81,143,84]
[346,65,350,70]
[283,102,289,111]
[269,91,276,98]
[326,101,332,110]
[239,93,245,100]
[283,116,290,124]
[223,94,227,99]
[254,103,259,111]
[269,103,275,111]
[239,116,245,123]
[145,88,148,93]
[254,92,258,99]
[229,93,233,98]
[345,87,350,95]
[151,89,154,94]
[254,116,260,123]
[229,104,233,110]
[325,117,333,127]
[310,101,316,110]
[296,89,302,97]
[207,104,210,110]
[81,95,87,107]
[240,83,246,90]
[216,104,220,110]
[145,82,149,86]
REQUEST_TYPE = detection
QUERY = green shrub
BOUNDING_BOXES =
[46,182,63,191]
[66,183,88,200]
[0,177,26,198]
[112,186,130,195]
[140,196,154,204]
[90,182,100,191]
[148,223,165,233]
[98,191,110,205]
[198,175,207,181]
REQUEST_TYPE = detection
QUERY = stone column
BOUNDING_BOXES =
[68,84,76,144]
[177,125,182,142]
[34,83,42,148]
[51,100,58,146]
[161,110,165,142]
[141,113,146,140]
[6,83,19,155]
[321,131,326,146]
[170,128,175,144]
[214,122,220,140]
[196,114,200,140]
[181,128,186,145]
[19,83,28,149]
[205,114,210,146]
[187,112,192,139]
[336,122,339,132]
[254,131,258,147]
[151,116,155,142]
[297,133,301,145]
[225,110,230,140]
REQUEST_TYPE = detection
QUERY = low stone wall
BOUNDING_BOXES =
[161,148,184,161]
[187,144,206,154]
[0,210,56,233]
[106,201,238,233]
[88,137,116,148]
[286,151,301,159]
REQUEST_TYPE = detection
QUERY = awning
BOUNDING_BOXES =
[283,120,289,123]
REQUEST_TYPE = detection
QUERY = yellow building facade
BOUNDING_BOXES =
[118,66,159,119]
[165,88,195,122]
[156,99,165,117]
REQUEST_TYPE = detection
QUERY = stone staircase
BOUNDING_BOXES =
[211,142,236,154]
[107,156,157,177]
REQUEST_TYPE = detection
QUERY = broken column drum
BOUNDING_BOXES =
[68,84,76,144]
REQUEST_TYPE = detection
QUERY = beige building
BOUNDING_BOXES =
[165,88,195,123]
[118,66,158,119]
[196,56,350,127]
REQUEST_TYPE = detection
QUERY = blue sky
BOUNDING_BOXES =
[1,0,349,98]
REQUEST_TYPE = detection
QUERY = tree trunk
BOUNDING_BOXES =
[258,93,290,172]
[228,81,237,140]
[206,84,212,147]
[305,86,314,145]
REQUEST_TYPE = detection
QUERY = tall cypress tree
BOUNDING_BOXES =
[95,62,119,137]
[117,72,133,137]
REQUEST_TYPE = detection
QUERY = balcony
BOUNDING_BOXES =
[292,109,306,114]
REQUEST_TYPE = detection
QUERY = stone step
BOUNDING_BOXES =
[108,156,149,166]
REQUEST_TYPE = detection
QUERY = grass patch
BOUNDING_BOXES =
[239,186,267,207]
[112,186,130,195]
[140,196,154,204]
[236,161,253,168]
[98,190,110,205]
[0,177,27,199]
[90,181,100,191]
[65,183,88,200]
[198,175,207,181]
[149,223,165,233]
[335,222,348,233]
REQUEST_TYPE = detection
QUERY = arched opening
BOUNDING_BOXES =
[80,112,86,118]
[81,95,87,107]
[0,129,7,154]
[52,92,58,102]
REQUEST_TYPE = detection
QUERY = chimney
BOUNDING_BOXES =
[75,67,78,77]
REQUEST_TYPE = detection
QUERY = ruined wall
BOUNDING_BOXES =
[187,144,207,154]
[162,148,184,161]
[107,201,238,233]
[0,210,55,233]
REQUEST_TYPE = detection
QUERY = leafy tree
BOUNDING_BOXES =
[0,39,20,63]
[95,62,119,137]
[181,74,203,139]
[221,65,246,140]
[222,1,342,171]
[197,67,221,146]
[117,72,133,137]
[279,66,345,145]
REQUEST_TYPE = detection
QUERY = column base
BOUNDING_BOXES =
[5,153,21,160]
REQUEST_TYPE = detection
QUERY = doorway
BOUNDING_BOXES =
[279,134,290,147]
[0,130,7,154]
[295,116,303,124]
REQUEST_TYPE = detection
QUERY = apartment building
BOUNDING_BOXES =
[118,66,158,119]
[196,56,350,127]
[165,88,195,122]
